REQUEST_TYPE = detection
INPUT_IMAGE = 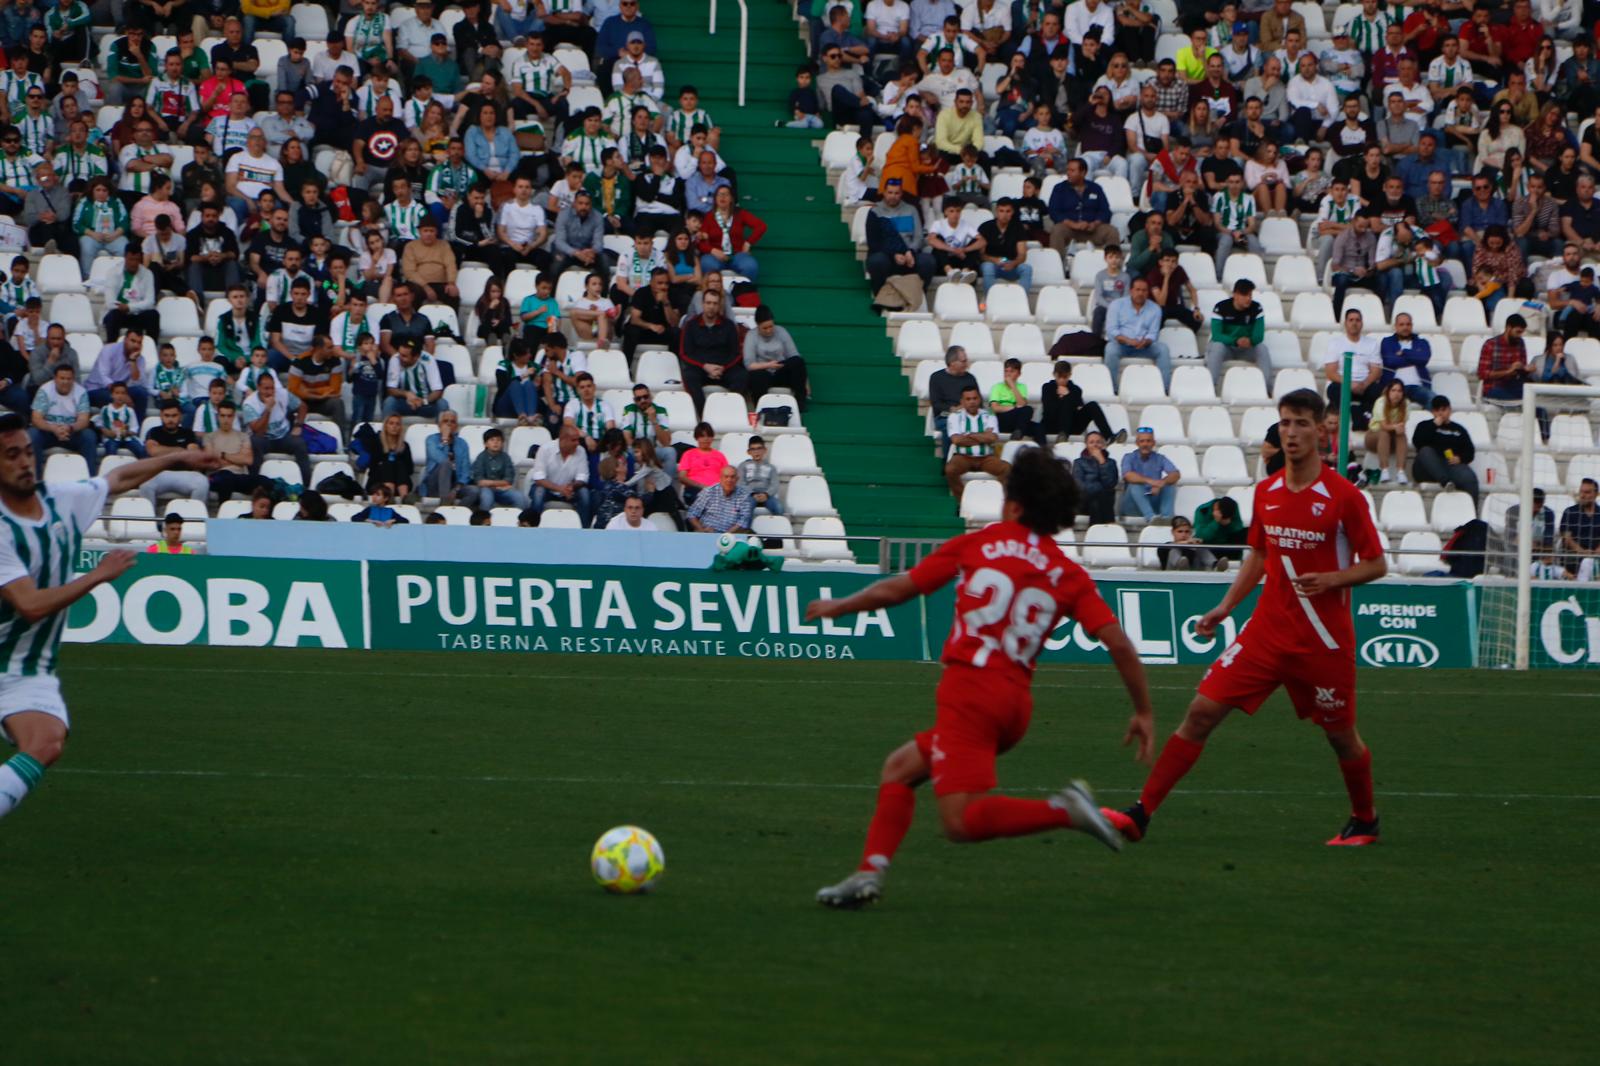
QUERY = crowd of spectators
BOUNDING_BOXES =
[824,0,1598,576]
[0,0,819,533]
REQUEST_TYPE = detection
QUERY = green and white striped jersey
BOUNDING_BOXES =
[544,350,587,407]
[621,402,667,440]
[0,478,108,678]
[384,200,427,242]
[15,114,51,158]
[1318,196,1358,225]
[514,53,566,97]
[1210,190,1256,231]
[97,403,139,434]
[1346,12,1389,55]
[563,397,616,439]
[667,106,712,145]
[561,132,615,175]
[947,410,998,457]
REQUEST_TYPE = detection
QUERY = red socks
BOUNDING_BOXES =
[858,782,917,871]
[960,795,1071,841]
[1339,748,1376,821]
[1140,733,1206,814]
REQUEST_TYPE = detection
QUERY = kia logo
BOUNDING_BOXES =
[1360,634,1439,668]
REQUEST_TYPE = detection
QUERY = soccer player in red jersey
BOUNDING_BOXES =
[1104,388,1389,847]
[807,450,1156,908]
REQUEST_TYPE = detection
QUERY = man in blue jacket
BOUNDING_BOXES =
[1378,311,1434,405]
[1046,157,1120,254]
[865,179,935,292]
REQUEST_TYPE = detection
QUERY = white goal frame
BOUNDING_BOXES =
[1514,383,1600,670]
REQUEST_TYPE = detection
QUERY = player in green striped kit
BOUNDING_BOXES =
[0,414,218,821]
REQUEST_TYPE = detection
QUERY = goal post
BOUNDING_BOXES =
[1510,383,1600,670]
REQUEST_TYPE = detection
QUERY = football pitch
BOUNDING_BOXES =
[5,647,1593,1065]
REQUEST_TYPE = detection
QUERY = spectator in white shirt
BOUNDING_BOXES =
[1286,52,1339,142]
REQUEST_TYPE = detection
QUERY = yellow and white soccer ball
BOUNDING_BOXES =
[590,825,665,894]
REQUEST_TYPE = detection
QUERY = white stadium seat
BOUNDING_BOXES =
[1258,218,1304,256]
[37,254,85,295]
[635,350,681,392]
[1272,255,1320,294]
[1024,247,1066,287]
[538,508,584,529]
[1073,363,1115,402]
[1290,293,1337,331]
[1431,491,1478,534]
[702,392,751,433]
[896,320,944,361]
[1187,406,1237,445]
[1136,524,1173,568]
[1117,365,1168,405]
[1202,445,1252,487]
[984,283,1032,323]
[1138,404,1186,443]
[1442,296,1489,334]
[1391,294,1439,332]
[1083,524,1137,568]
[959,480,1004,522]
[1036,286,1085,324]
[800,517,855,560]
[1221,366,1269,405]
[1397,531,1445,575]
[948,320,996,359]
[933,283,982,322]
[999,323,1047,362]
[1272,368,1316,400]
[1379,490,1430,533]
[785,475,836,518]
[1169,365,1217,405]
[1178,252,1219,290]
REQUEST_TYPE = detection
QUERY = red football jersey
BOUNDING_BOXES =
[1246,467,1384,654]
[909,521,1117,682]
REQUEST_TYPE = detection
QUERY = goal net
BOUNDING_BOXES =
[1476,383,1600,670]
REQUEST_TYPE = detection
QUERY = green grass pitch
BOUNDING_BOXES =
[4,646,1593,1064]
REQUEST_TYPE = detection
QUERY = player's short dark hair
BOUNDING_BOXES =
[1278,387,1326,422]
[1005,447,1079,537]
[0,412,25,435]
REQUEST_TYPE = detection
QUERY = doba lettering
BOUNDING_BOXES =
[66,576,348,647]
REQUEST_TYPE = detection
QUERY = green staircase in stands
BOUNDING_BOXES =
[652,3,963,547]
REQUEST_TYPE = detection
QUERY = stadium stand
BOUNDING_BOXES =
[802,0,1600,575]
[0,0,868,562]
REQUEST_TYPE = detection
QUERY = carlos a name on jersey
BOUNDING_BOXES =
[981,537,1066,585]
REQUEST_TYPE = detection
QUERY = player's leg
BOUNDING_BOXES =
[816,740,929,909]
[0,711,68,820]
[1281,663,1379,844]
[1103,694,1233,841]
[860,740,930,871]
[1106,636,1284,841]
[935,785,1120,851]
[1323,723,1379,844]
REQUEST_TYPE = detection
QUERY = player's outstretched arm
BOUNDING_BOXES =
[1094,621,1156,763]
[805,574,920,621]
[0,550,137,624]
[1195,549,1266,638]
[1291,554,1388,597]
[101,450,222,495]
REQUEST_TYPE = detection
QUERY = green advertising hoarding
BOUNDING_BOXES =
[62,554,1476,668]
[924,579,1475,668]
[65,553,364,649]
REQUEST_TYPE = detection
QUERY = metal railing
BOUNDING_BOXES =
[708,0,750,107]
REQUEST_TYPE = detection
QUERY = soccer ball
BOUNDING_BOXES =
[591,825,665,894]
[716,531,739,555]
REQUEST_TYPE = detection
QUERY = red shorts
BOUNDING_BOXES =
[914,664,1033,797]
[1197,635,1357,731]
